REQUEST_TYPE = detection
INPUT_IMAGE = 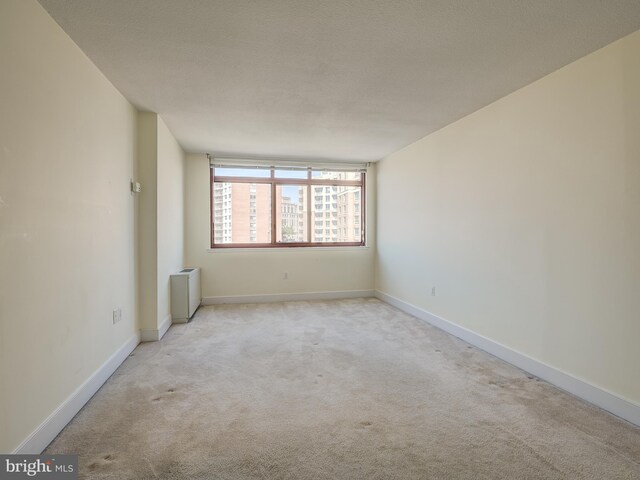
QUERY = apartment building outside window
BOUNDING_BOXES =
[210,158,366,248]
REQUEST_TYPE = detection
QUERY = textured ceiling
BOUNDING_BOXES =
[38,1,640,161]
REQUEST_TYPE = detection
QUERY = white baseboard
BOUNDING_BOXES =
[202,289,375,305]
[140,314,172,342]
[375,290,640,427]
[159,314,172,338]
[13,333,140,454]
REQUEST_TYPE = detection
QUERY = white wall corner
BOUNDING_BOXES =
[13,333,140,454]
[375,290,640,428]
[202,289,375,305]
[140,314,172,342]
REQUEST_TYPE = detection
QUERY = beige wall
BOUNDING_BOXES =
[185,154,376,298]
[156,117,185,326]
[137,112,159,332]
[137,113,185,334]
[0,0,139,453]
[376,30,640,404]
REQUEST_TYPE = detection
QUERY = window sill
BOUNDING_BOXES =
[206,245,370,253]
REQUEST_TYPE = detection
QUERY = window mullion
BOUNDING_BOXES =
[271,180,276,245]
[361,172,366,244]
[307,169,312,243]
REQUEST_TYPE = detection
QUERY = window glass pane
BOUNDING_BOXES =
[311,185,362,243]
[311,170,361,181]
[276,185,308,243]
[274,168,308,179]
[214,166,271,178]
[212,182,271,244]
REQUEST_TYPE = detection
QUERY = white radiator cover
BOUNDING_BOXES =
[170,267,201,322]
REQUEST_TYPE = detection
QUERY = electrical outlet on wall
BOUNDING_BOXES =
[283,272,288,280]
[431,287,436,296]
[112,308,122,324]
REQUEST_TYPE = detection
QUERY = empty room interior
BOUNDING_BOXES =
[2,0,640,478]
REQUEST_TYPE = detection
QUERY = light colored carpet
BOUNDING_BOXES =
[46,298,640,479]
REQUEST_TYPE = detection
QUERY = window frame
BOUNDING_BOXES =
[210,166,366,248]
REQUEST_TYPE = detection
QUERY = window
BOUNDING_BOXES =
[210,163,365,247]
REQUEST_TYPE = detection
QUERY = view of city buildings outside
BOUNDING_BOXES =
[212,171,362,245]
